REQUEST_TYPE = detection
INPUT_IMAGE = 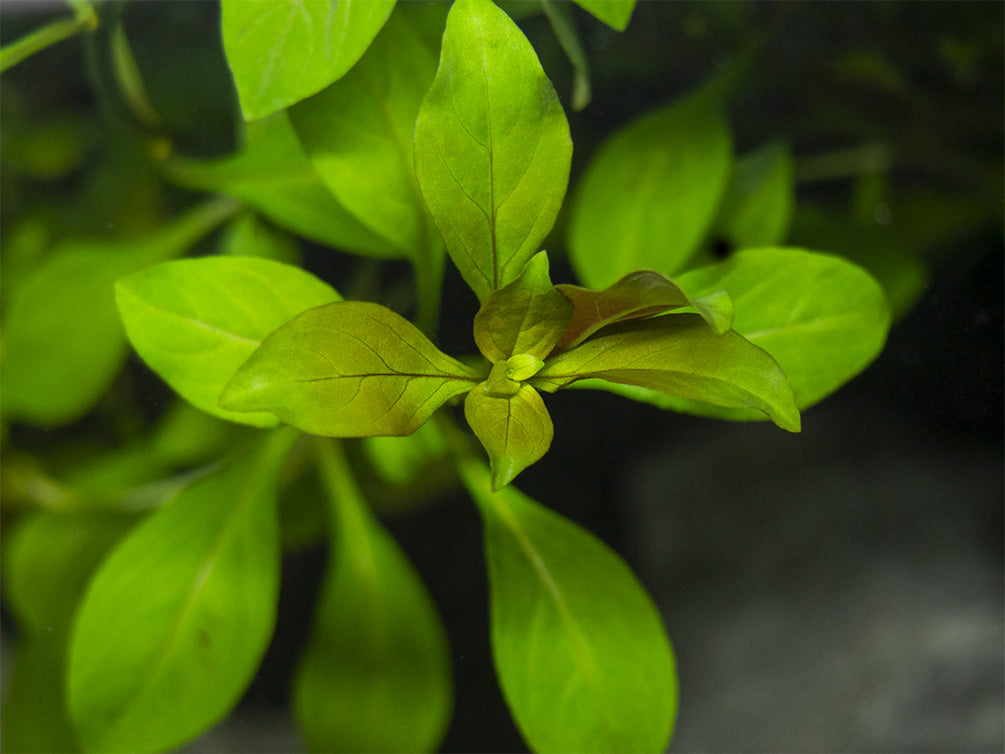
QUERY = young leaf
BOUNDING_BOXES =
[162,112,399,257]
[554,269,734,351]
[533,314,801,432]
[473,251,572,363]
[1,198,238,426]
[116,256,341,427]
[221,0,396,121]
[414,0,572,302]
[294,439,451,753]
[572,0,636,31]
[711,141,794,250]
[568,87,732,288]
[676,247,890,412]
[289,4,445,260]
[465,382,553,489]
[68,428,297,753]
[220,301,483,437]
[458,456,677,753]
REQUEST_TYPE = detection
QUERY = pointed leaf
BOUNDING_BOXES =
[555,269,733,351]
[533,314,801,431]
[414,0,572,302]
[541,0,592,110]
[220,301,482,437]
[294,439,451,752]
[676,247,890,413]
[116,257,341,427]
[711,141,794,250]
[289,4,445,259]
[473,251,572,362]
[221,0,396,121]
[465,382,553,489]
[68,428,297,753]
[1,199,237,426]
[162,113,399,257]
[572,0,636,31]
[459,456,677,753]
[568,88,731,288]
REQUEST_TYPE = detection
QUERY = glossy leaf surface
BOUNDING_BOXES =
[1,199,236,426]
[473,252,572,362]
[221,0,396,121]
[290,5,444,259]
[676,247,890,412]
[573,0,636,31]
[465,382,553,490]
[555,269,733,351]
[533,314,800,432]
[68,429,296,753]
[116,256,341,427]
[294,439,451,752]
[220,301,482,437]
[712,141,794,250]
[568,89,731,288]
[459,456,677,753]
[414,0,572,302]
[163,113,399,257]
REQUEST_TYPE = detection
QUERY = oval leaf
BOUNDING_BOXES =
[116,256,341,427]
[1,199,237,426]
[294,439,451,752]
[459,456,677,753]
[414,0,572,301]
[68,428,297,753]
[568,88,732,288]
[221,0,396,121]
[711,141,794,251]
[534,314,801,432]
[220,301,482,437]
[676,247,890,412]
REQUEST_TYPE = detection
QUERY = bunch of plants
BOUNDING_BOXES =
[1,0,912,752]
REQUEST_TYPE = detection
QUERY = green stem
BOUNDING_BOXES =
[0,2,98,73]
[314,438,373,545]
[795,142,892,183]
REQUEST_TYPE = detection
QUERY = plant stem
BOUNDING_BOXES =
[314,437,373,545]
[0,1,98,73]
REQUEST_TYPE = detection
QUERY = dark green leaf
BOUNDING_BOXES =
[572,0,636,31]
[220,301,483,437]
[2,634,80,753]
[289,4,445,260]
[555,269,734,351]
[676,247,890,412]
[68,429,297,753]
[541,0,591,110]
[221,0,396,121]
[414,0,572,302]
[459,456,677,752]
[568,88,731,288]
[1,199,238,426]
[116,256,340,427]
[162,113,399,257]
[712,141,794,249]
[465,381,553,489]
[294,439,451,752]
[533,314,801,432]
[473,251,572,363]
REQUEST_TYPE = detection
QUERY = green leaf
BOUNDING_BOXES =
[711,141,794,250]
[568,88,732,288]
[572,0,636,31]
[289,4,445,260]
[219,211,301,265]
[1,198,238,426]
[68,428,297,753]
[162,112,400,257]
[458,456,677,752]
[294,439,451,752]
[541,0,591,110]
[465,382,553,489]
[676,247,890,413]
[2,634,80,753]
[220,301,483,437]
[116,256,341,427]
[555,269,734,351]
[414,0,572,302]
[221,0,396,121]
[533,314,801,432]
[473,251,572,363]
